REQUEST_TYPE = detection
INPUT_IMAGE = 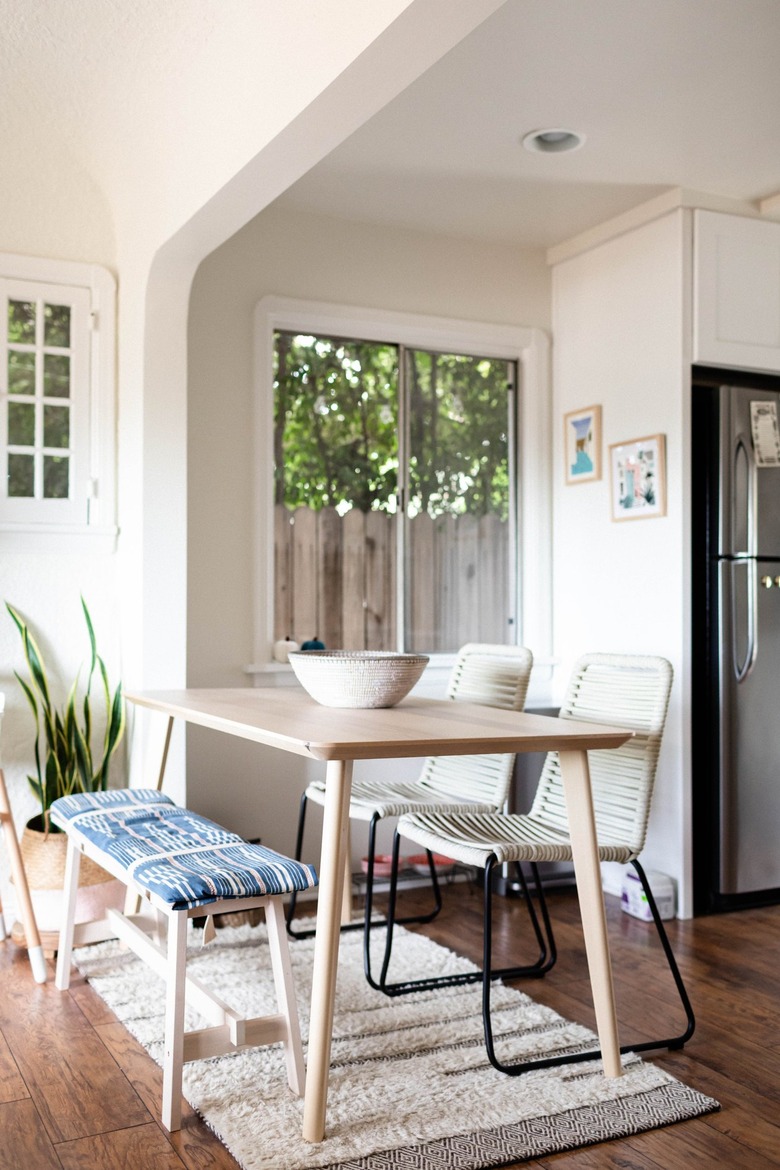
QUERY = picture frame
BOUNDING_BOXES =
[609,434,666,521]
[564,405,602,484]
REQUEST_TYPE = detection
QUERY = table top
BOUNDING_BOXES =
[125,687,632,762]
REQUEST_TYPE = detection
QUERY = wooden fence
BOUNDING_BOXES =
[274,505,511,653]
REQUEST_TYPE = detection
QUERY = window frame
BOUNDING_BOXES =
[0,253,117,549]
[252,295,551,671]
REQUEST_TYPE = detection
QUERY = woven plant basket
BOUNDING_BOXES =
[11,820,124,952]
[18,822,110,889]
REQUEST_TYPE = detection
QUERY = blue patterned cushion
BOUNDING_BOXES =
[50,789,318,910]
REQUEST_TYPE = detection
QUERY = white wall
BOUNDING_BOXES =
[0,166,119,914]
[186,201,551,861]
[551,210,691,911]
[112,0,511,762]
[0,2,520,911]
[0,552,125,917]
[0,165,115,269]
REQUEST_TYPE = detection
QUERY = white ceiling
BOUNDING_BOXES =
[278,0,780,249]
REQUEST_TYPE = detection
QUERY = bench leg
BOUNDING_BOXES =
[265,897,305,1096]
[162,910,187,1131]
[55,840,82,991]
[153,907,167,946]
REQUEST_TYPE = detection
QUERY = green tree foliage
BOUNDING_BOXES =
[274,331,511,519]
[274,332,398,514]
[407,350,509,519]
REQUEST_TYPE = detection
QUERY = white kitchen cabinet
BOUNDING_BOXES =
[693,209,780,372]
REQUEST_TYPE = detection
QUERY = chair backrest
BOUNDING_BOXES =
[417,643,533,809]
[529,653,673,857]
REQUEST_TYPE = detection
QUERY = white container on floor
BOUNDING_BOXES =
[621,868,676,921]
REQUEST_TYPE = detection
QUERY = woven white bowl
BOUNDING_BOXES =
[288,650,429,708]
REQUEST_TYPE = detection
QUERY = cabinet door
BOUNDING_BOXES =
[694,209,780,372]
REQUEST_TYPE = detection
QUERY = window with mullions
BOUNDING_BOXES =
[273,329,517,654]
[1,275,92,526]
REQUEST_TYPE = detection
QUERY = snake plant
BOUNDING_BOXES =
[6,598,126,831]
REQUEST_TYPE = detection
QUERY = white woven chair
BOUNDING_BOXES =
[285,643,535,985]
[382,652,695,1073]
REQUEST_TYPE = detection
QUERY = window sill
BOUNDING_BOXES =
[0,523,119,554]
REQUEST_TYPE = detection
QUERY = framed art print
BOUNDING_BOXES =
[609,434,666,520]
[564,405,602,484]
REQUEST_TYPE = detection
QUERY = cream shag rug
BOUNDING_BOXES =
[74,921,718,1170]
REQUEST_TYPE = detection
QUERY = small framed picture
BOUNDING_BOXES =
[564,405,602,483]
[609,434,666,521]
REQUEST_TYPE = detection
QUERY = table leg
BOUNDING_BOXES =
[340,823,354,925]
[557,749,622,1078]
[302,758,354,1143]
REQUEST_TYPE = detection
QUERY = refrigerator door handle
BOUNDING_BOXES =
[733,433,756,557]
[733,558,758,683]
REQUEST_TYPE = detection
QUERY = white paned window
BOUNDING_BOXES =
[0,256,116,543]
[253,297,551,669]
[272,329,518,655]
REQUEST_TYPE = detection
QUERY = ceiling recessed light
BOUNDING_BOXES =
[522,128,585,154]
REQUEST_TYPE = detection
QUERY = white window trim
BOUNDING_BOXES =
[250,295,552,677]
[0,252,117,551]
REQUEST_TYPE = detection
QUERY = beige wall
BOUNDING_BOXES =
[185,201,551,858]
[0,169,115,269]
[551,210,691,911]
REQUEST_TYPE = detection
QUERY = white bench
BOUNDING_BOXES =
[52,788,317,1131]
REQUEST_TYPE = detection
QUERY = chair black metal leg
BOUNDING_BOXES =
[625,859,695,1053]
[482,856,695,1076]
[286,791,366,940]
[510,862,557,976]
[372,841,556,997]
[393,847,443,928]
[365,826,444,987]
[287,801,443,945]
[285,791,314,938]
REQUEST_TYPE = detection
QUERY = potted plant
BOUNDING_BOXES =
[5,597,126,949]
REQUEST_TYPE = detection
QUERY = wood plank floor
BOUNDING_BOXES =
[1,881,778,1169]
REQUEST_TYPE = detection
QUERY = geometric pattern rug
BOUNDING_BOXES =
[74,921,719,1170]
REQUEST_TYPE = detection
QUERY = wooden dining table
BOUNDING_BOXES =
[125,686,632,1144]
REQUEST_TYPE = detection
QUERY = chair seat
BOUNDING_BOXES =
[304,776,501,821]
[50,790,318,910]
[398,809,636,868]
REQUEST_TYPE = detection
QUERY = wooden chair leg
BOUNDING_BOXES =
[265,897,306,1096]
[162,910,187,1132]
[0,768,47,983]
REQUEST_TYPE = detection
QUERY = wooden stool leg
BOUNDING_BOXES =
[162,910,187,1131]
[55,839,82,990]
[265,897,305,1096]
[0,768,47,983]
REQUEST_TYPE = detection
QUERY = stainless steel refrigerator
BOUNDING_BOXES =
[694,374,780,910]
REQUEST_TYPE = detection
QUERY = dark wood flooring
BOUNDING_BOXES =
[1,880,779,1169]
